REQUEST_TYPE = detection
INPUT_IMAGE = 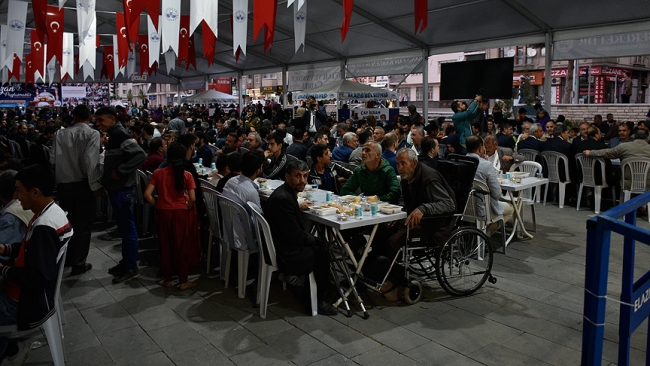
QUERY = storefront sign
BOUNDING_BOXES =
[208,78,231,94]
[554,31,650,60]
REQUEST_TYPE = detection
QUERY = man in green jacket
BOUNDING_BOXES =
[340,141,401,204]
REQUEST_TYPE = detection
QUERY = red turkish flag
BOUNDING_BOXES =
[30,30,46,78]
[101,46,115,81]
[253,0,278,53]
[24,54,34,85]
[123,0,140,50]
[46,5,65,64]
[414,0,428,34]
[178,15,190,67]
[116,13,130,68]
[132,0,160,30]
[8,55,20,82]
[340,0,354,42]
[138,34,150,75]
[202,22,216,66]
[187,35,197,71]
[33,0,48,42]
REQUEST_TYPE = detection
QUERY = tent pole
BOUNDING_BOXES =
[422,48,429,123]
[339,59,346,110]
[238,71,244,113]
[282,66,288,110]
[544,32,553,115]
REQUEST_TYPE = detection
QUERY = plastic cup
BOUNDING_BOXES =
[370,202,379,216]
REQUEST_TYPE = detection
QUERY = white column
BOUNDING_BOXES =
[544,32,553,114]
[422,48,429,122]
[282,66,288,109]
[572,59,580,104]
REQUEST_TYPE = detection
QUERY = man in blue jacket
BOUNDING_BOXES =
[451,94,483,145]
[94,107,146,284]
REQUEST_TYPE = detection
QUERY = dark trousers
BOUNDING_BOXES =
[109,188,139,269]
[278,242,330,300]
[621,94,631,103]
[58,181,96,267]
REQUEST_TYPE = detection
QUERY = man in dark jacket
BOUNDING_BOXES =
[264,159,337,316]
[541,123,577,198]
[308,144,354,194]
[0,165,73,362]
[301,97,327,135]
[95,107,146,284]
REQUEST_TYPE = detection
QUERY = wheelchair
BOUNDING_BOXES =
[361,154,498,304]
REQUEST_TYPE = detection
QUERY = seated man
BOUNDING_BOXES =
[331,132,358,163]
[0,165,73,362]
[141,137,166,173]
[376,148,456,301]
[585,128,650,191]
[285,129,309,162]
[215,152,242,193]
[466,136,514,234]
[516,122,544,151]
[576,126,617,187]
[264,160,337,316]
[308,144,354,195]
[245,132,264,152]
[0,170,32,246]
[208,153,229,186]
[609,122,634,148]
[542,123,578,190]
[262,131,297,181]
[495,122,516,149]
[340,142,401,204]
[418,137,439,170]
[348,128,373,166]
[381,132,399,173]
[223,150,265,210]
[306,132,328,161]
[483,134,524,173]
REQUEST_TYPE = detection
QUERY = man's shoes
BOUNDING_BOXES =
[317,301,338,316]
[4,341,32,366]
[108,264,128,277]
[112,268,140,284]
[70,263,92,276]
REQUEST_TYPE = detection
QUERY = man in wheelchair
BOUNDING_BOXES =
[370,148,456,301]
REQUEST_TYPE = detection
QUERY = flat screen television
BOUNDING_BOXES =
[440,57,514,100]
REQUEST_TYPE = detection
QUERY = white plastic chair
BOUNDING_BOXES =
[199,178,216,190]
[541,151,571,209]
[201,187,222,274]
[217,194,258,298]
[0,243,68,366]
[621,158,650,222]
[247,202,317,318]
[517,149,539,163]
[465,180,506,254]
[575,154,616,215]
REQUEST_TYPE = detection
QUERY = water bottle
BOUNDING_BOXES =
[198,158,203,166]
[326,192,332,202]
[354,205,363,220]
[211,163,216,170]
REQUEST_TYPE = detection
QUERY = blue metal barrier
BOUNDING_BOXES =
[582,191,650,366]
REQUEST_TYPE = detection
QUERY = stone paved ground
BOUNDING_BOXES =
[18,198,650,365]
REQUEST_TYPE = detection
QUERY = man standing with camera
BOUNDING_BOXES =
[451,92,483,145]
[301,96,327,137]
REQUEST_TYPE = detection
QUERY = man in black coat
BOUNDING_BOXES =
[541,124,578,198]
[264,159,337,315]
[575,126,618,187]
[301,97,327,136]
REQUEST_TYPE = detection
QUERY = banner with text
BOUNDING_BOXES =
[554,30,650,60]
[61,85,87,99]
[289,66,341,91]
[346,56,423,77]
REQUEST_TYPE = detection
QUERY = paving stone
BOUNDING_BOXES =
[130,304,185,332]
[169,344,235,366]
[116,351,175,366]
[228,344,294,366]
[352,346,418,366]
[348,317,429,353]
[468,343,552,365]
[62,323,101,353]
[96,326,160,362]
[263,327,337,366]
[501,333,581,365]
[306,354,357,365]
[406,342,483,366]
[200,321,266,357]
[148,322,210,356]
[60,343,115,366]
[79,302,138,335]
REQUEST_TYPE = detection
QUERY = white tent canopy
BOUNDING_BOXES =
[294,80,398,101]
[183,89,238,104]
[3,0,649,82]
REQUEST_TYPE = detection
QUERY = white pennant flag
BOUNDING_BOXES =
[58,0,66,9]
[79,16,97,69]
[0,25,7,70]
[294,1,307,53]
[127,50,136,77]
[46,57,57,85]
[113,35,125,78]
[287,0,305,8]
[35,45,45,83]
[61,33,75,79]
[232,0,248,57]
[148,15,161,68]
[6,0,28,70]
[83,60,94,81]
[77,0,96,45]
[162,0,181,55]
[164,50,176,74]
[190,0,218,36]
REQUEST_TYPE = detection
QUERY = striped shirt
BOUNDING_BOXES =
[49,122,102,191]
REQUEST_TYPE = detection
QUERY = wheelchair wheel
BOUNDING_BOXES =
[404,280,423,304]
[435,227,493,296]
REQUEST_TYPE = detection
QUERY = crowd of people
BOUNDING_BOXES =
[0,96,648,361]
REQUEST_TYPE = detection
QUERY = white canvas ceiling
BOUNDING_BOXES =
[2,0,649,83]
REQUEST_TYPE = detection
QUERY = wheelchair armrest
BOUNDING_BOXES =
[472,188,490,196]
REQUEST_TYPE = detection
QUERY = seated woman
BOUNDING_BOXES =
[443,134,467,159]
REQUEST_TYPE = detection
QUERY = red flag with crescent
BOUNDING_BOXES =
[33,0,48,41]
[101,46,115,81]
[8,55,21,82]
[132,0,160,30]
[116,13,129,68]
[253,0,278,53]
[25,54,34,85]
[202,21,216,66]
[123,0,140,50]
[178,15,190,67]
[186,34,197,71]
[30,30,46,78]
[340,0,353,42]
[138,34,150,75]
[414,0,428,34]
[46,5,65,64]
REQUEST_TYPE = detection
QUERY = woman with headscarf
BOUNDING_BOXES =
[443,134,467,159]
